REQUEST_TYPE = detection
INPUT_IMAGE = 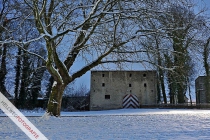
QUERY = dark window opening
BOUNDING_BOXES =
[144,83,147,87]
[105,95,110,99]
[129,73,132,77]
[130,90,132,93]
[143,74,146,77]
[151,90,153,92]
[102,83,105,87]
[129,84,132,87]
[102,74,105,77]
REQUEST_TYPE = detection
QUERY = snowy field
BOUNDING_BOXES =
[1,109,210,140]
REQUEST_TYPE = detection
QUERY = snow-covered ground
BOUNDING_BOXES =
[1,109,210,140]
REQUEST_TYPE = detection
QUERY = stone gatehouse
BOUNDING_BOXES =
[89,70,157,110]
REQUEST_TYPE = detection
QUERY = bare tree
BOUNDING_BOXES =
[22,0,161,116]
[158,4,204,103]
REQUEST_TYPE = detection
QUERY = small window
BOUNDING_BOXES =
[144,83,147,87]
[102,83,105,87]
[129,84,132,87]
[151,90,153,92]
[143,74,146,77]
[105,95,110,99]
[130,90,132,93]
[94,90,95,92]
[129,73,132,77]
[102,74,105,77]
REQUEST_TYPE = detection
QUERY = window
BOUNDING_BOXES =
[102,83,105,87]
[105,95,110,99]
[102,74,105,77]
[129,73,132,77]
[143,74,146,77]
[129,84,132,87]
[144,83,147,87]
[130,90,132,93]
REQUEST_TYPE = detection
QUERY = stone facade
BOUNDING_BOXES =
[90,71,157,110]
[195,76,210,104]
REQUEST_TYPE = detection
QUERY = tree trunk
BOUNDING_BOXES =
[47,82,65,116]
[156,38,167,104]
[14,48,21,106]
[0,45,9,97]
[157,78,161,103]
[161,77,167,104]
[165,55,175,104]
[157,73,167,104]
[169,80,175,104]
[205,76,210,103]
[19,50,30,108]
[46,76,54,98]
[188,82,192,105]
[177,91,185,103]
